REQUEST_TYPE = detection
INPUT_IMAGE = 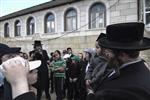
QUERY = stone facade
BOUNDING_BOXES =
[0,0,141,54]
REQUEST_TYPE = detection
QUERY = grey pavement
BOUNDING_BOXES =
[41,93,67,100]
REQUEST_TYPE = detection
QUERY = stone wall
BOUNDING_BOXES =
[2,34,97,55]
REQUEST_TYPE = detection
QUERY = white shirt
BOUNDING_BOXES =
[86,62,90,73]
[108,58,142,78]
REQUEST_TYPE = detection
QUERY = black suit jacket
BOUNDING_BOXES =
[93,60,150,100]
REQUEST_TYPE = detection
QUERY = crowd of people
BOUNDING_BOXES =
[0,22,150,100]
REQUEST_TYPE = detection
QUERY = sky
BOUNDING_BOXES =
[0,0,52,17]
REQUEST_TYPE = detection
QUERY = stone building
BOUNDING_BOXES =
[0,0,150,55]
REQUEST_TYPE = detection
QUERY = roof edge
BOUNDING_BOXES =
[0,0,82,21]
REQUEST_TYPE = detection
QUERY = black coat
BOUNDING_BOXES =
[93,60,150,100]
[14,92,36,100]
[29,50,49,90]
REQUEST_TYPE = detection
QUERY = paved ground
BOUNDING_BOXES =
[31,87,67,100]
[41,93,67,100]
[41,93,55,100]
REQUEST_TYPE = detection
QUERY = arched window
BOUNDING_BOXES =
[89,3,106,29]
[14,20,21,36]
[144,0,150,29]
[145,0,150,25]
[44,13,55,33]
[4,23,9,37]
[27,17,35,35]
[139,0,150,31]
[65,8,77,31]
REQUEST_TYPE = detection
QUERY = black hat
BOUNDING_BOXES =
[0,43,21,56]
[98,22,150,50]
[96,33,106,41]
[32,40,43,46]
[67,47,72,51]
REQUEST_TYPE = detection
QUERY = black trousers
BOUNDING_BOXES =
[0,85,4,100]
[50,70,54,93]
[36,76,51,100]
[79,80,87,100]
[54,77,64,100]
[37,86,51,100]
[68,80,79,100]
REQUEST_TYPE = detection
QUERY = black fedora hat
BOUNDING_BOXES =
[0,43,21,56]
[98,22,150,50]
[32,40,43,46]
[96,33,106,41]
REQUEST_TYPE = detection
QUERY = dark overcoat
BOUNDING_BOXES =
[30,50,49,90]
[93,60,150,100]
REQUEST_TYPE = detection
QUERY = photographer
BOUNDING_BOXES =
[29,40,51,100]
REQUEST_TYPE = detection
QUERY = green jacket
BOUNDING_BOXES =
[52,58,66,78]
